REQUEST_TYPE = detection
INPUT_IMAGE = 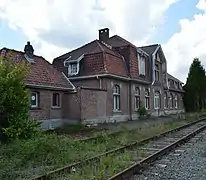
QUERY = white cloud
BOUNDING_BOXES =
[0,0,178,61]
[163,0,206,83]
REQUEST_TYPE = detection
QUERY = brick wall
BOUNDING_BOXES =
[28,88,64,120]
[80,88,107,122]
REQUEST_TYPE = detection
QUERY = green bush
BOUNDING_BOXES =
[0,53,40,142]
[137,104,147,117]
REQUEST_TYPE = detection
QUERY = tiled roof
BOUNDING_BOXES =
[53,40,128,77]
[0,48,75,90]
[54,40,121,61]
[107,35,137,48]
[167,73,183,84]
[139,44,159,55]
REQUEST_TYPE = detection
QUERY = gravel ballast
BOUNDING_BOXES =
[134,130,206,180]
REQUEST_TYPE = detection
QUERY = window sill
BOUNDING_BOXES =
[139,74,146,78]
[113,110,121,113]
[30,107,41,110]
[51,106,61,109]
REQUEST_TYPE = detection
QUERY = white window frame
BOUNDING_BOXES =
[154,91,160,110]
[68,62,79,75]
[52,93,61,108]
[138,54,146,76]
[175,95,178,109]
[31,92,38,108]
[145,89,150,110]
[164,92,168,109]
[155,64,159,82]
[170,93,174,108]
[113,85,121,111]
[135,87,140,111]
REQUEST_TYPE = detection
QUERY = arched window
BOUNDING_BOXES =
[175,94,178,108]
[113,85,120,111]
[145,89,150,109]
[155,64,159,82]
[135,87,140,110]
[170,93,174,108]
[164,92,168,109]
[154,91,160,109]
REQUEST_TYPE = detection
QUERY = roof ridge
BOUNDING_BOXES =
[96,40,106,53]
[110,35,136,48]
[2,47,44,59]
[54,40,97,60]
[140,44,159,48]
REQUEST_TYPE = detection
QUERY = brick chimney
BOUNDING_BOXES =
[99,28,109,43]
[24,41,34,58]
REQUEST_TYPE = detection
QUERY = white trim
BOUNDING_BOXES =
[64,54,84,76]
[154,91,160,110]
[137,48,149,57]
[68,74,151,84]
[31,92,38,108]
[62,72,76,91]
[152,45,161,85]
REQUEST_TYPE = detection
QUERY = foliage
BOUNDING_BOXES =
[183,58,206,112]
[137,103,147,117]
[0,53,40,141]
[0,117,194,179]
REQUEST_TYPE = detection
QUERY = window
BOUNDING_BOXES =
[164,92,168,109]
[68,62,78,75]
[170,93,174,108]
[52,93,61,107]
[113,85,120,111]
[174,81,178,89]
[154,91,160,109]
[31,92,39,108]
[138,54,146,76]
[145,89,150,109]
[175,95,178,108]
[155,64,159,81]
[135,87,140,110]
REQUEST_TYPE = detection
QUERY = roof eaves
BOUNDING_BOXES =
[26,83,74,91]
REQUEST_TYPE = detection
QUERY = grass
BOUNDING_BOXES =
[0,115,200,179]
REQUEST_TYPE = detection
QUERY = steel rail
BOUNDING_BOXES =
[108,122,206,180]
[30,115,206,180]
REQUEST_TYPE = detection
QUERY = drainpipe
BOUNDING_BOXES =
[79,87,82,124]
[96,75,102,89]
[129,80,132,121]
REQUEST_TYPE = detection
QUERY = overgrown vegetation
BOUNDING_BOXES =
[56,117,199,180]
[137,104,148,118]
[0,54,40,142]
[183,58,206,112]
[0,116,199,179]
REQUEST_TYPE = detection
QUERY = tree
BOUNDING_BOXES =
[0,52,40,142]
[183,58,206,112]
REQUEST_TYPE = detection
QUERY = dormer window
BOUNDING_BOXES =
[138,54,146,76]
[68,62,79,76]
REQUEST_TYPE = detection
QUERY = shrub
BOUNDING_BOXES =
[0,52,40,142]
[138,104,147,117]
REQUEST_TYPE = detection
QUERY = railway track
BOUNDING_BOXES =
[108,118,206,180]
[29,115,206,180]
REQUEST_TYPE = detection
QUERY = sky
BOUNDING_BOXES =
[0,0,206,83]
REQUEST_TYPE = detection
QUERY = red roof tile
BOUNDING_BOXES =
[0,48,74,90]
[53,40,128,77]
